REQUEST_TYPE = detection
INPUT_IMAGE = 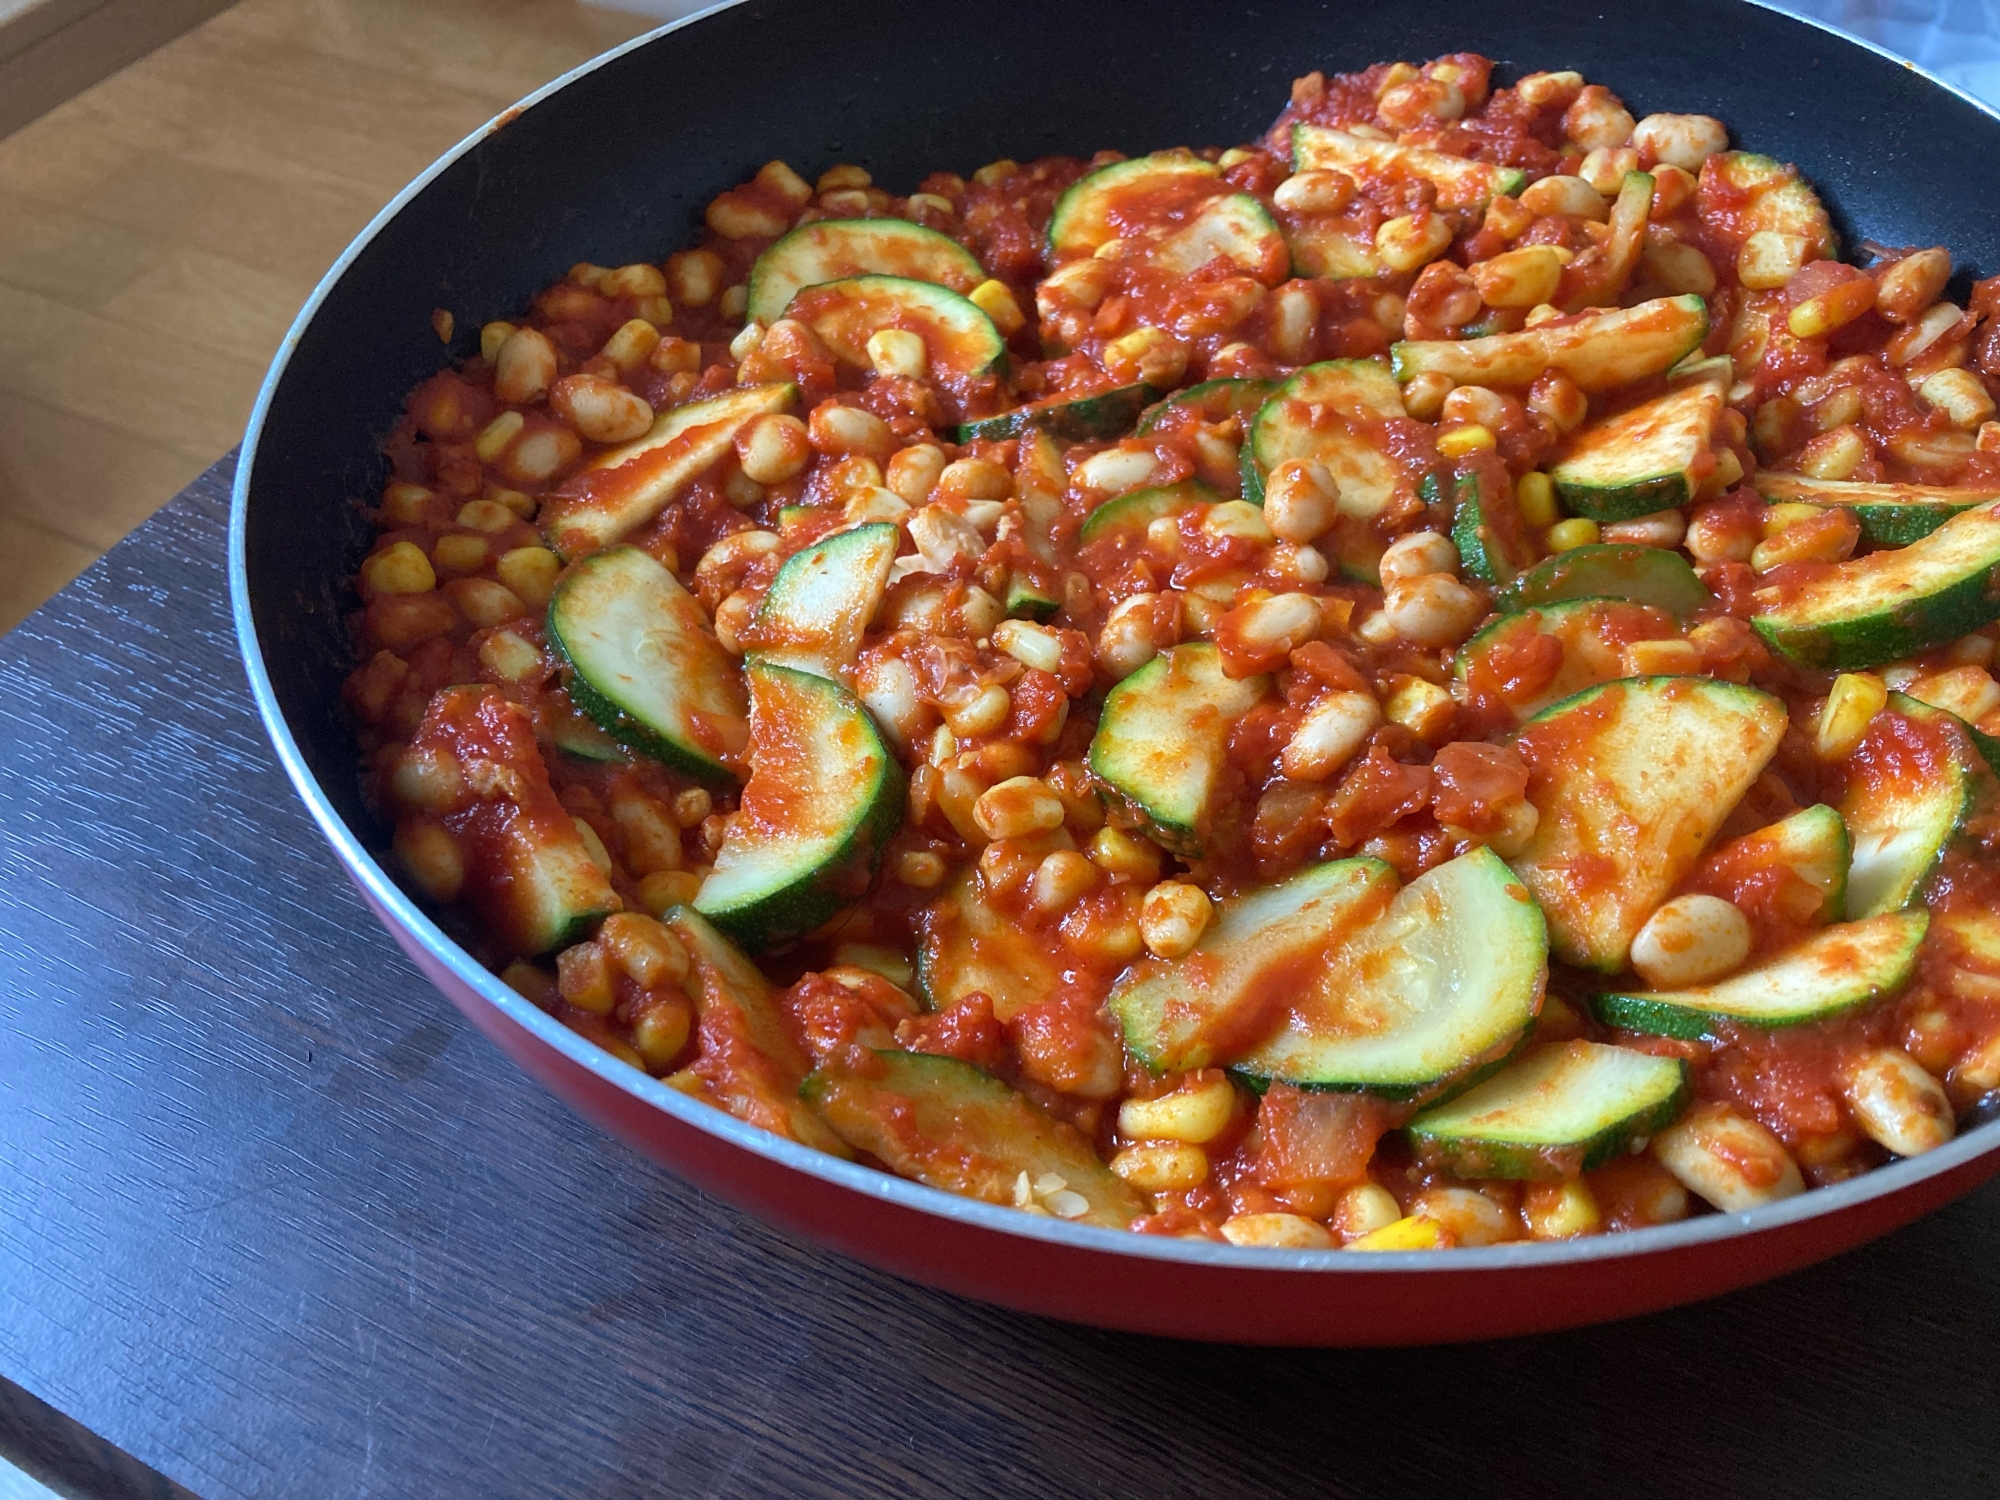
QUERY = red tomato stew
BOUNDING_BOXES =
[344,55,2000,1250]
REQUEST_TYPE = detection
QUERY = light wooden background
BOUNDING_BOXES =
[0,0,653,634]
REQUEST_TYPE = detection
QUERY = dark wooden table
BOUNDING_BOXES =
[4,456,2000,1500]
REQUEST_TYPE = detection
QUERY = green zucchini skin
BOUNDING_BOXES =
[1390,295,1708,394]
[1448,470,1536,585]
[1752,499,2000,669]
[782,274,1007,381]
[1111,857,1401,1074]
[950,383,1155,444]
[545,546,749,784]
[1136,378,1279,434]
[1593,911,1928,1040]
[541,383,797,556]
[1077,480,1217,546]
[1508,676,1789,971]
[802,1050,1147,1228]
[751,522,900,681]
[1227,847,1548,1101]
[1839,693,1990,919]
[1241,358,1413,513]
[1406,1041,1689,1178]
[1752,473,2000,548]
[916,871,1066,1022]
[1549,382,1722,522]
[1498,543,1714,617]
[745,217,984,325]
[693,662,904,951]
[1086,642,1268,857]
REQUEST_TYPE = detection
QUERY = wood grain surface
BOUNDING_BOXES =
[3,458,1999,1500]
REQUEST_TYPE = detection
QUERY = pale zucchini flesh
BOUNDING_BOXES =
[1701,152,1838,260]
[1087,642,1269,857]
[916,871,1066,1023]
[1110,857,1400,1073]
[544,545,749,783]
[1230,847,1549,1099]
[1508,677,1789,970]
[802,1051,1146,1228]
[1753,498,2000,669]
[749,522,899,681]
[1839,694,1979,919]
[694,661,903,950]
[665,908,854,1156]
[1753,473,2000,548]
[782,274,1005,380]
[1078,480,1216,546]
[1593,911,1928,1039]
[1292,123,1525,209]
[1406,1040,1689,1178]
[1391,295,1709,394]
[1549,382,1722,521]
[1047,152,1220,255]
[746,217,983,325]
[1703,802,1850,926]
[1455,598,1682,723]
[1242,358,1413,515]
[541,383,796,555]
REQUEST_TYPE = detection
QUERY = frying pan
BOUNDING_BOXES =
[229,0,2000,1344]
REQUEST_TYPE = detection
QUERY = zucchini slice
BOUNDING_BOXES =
[545,546,749,783]
[1048,153,1287,282]
[1086,642,1269,857]
[1509,677,1789,971]
[541,384,797,555]
[410,687,620,956]
[549,695,631,764]
[1839,693,1985,919]
[1698,152,1838,260]
[1449,469,1537,585]
[1286,222,1382,281]
[1078,479,1215,546]
[801,1051,1146,1228]
[1455,598,1681,723]
[749,522,899,682]
[746,217,983,325]
[1110,857,1400,1073]
[1136,377,1279,434]
[916,871,1066,1022]
[1752,473,2000,548]
[693,662,903,950]
[1752,499,2000,669]
[1291,123,1525,209]
[1593,911,1928,1039]
[1700,802,1850,926]
[1498,542,1714,617]
[1548,382,1722,521]
[664,908,854,1155]
[1241,358,1414,515]
[783,274,1005,381]
[951,382,1154,443]
[1391,295,1709,394]
[1230,847,1548,1099]
[1558,171,1652,312]
[1003,571,1060,622]
[1406,1040,1688,1178]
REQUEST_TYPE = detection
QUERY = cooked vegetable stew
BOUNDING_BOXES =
[346,54,2000,1250]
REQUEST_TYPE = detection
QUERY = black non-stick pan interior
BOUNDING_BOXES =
[239,0,2000,840]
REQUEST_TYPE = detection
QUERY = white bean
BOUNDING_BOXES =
[1653,1105,1804,1211]
[1841,1049,1955,1157]
[1378,530,1459,583]
[1631,112,1728,172]
[1630,894,1753,988]
[1280,690,1381,780]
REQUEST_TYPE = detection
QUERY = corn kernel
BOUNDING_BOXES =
[1383,676,1454,739]
[635,870,702,916]
[1515,472,1558,529]
[866,327,928,379]
[495,546,561,609]
[1787,277,1877,339]
[1118,1073,1235,1143]
[1762,502,1824,538]
[1346,1215,1450,1251]
[1524,1179,1602,1239]
[969,278,1025,335]
[1089,826,1163,880]
[1546,517,1600,551]
[1817,672,1887,759]
[1435,424,1496,457]
[479,320,517,363]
